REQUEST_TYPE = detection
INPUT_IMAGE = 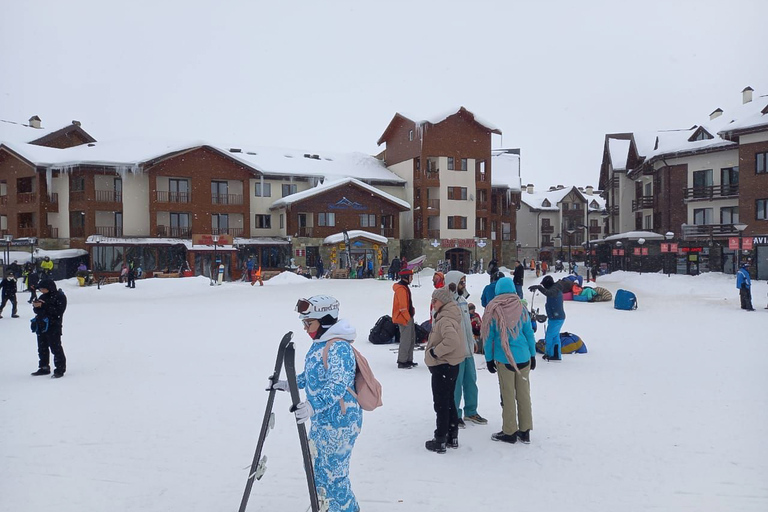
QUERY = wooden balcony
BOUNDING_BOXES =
[683,185,739,201]
[17,227,36,237]
[632,196,655,211]
[95,190,123,203]
[95,226,124,237]
[380,227,394,238]
[211,193,243,205]
[17,192,37,204]
[157,191,191,203]
[156,225,192,238]
[297,227,313,237]
[682,223,742,240]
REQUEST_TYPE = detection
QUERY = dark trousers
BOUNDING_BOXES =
[429,363,460,440]
[127,275,135,288]
[37,331,66,374]
[29,287,37,302]
[0,294,18,315]
[740,285,754,310]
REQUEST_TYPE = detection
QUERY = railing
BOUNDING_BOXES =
[541,225,554,234]
[427,199,440,210]
[17,227,36,237]
[476,230,488,238]
[632,196,655,211]
[611,176,620,188]
[156,225,192,238]
[477,201,488,211]
[683,184,739,200]
[297,227,313,237]
[157,191,191,203]
[95,190,122,203]
[95,226,124,237]
[380,227,394,238]
[427,229,440,239]
[211,227,243,237]
[682,223,743,239]
[211,193,243,205]
[44,226,58,238]
[17,192,36,204]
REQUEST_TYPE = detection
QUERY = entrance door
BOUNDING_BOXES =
[446,248,471,274]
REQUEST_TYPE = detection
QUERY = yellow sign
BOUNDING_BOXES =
[373,244,379,250]
[339,243,346,250]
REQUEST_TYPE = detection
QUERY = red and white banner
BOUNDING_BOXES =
[633,248,641,256]
[660,243,669,253]
[742,237,754,250]
[642,248,649,256]
[669,243,678,252]
[728,237,739,250]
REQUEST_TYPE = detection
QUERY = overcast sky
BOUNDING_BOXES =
[2,0,767,188]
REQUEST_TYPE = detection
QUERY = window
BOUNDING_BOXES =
[447,157,455,170]
[542,218,551,227]
[502,222,512,241]
[212,213,229,232]
[461,158,468,171]
[447,187,467,200]
[409,130,414,141]
[359,214,376,228]
[169,179,189,202]
[693,169,713,187]
[692,129,713,141]
[756,199,768,220]
[415,157,420,171]
[211,181,229,204]
[721,167,739,193]
[720,207,738,225]
[282,184,298,197]
[757,152,768,174]
[572,202,582,210]
[562,203,569,211]
[280,214,284,229]
[254,214,271,229]
[170,212,190,236]
[255,182,272,197]
[447,216,467,229]
[542,235,551,245]
[318,212,335,227]
[693,208,713,225]
[644,214,652,229]
[590,218,598,227]
[478,160,486,181]
[644,182,652,196]
[71,176,85,192]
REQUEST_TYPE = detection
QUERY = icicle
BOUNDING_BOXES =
[45,167,53,195]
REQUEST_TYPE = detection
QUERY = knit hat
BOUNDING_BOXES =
[432,286,454,306]
[399,268,413,276]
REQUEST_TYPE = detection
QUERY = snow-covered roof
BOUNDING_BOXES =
[520,186,578,211]
[600,231,665,242]
[269,177,410,210]
[717,94,768,135]
[607,138,631,170]
[0,119,58,144]
[490,150,522,190]
[83,235,290,247]
[587,195,606,212]
[397,106,502,134]
[323,230,388,245]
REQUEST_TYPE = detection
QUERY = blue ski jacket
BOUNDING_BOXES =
[736,267,751,289]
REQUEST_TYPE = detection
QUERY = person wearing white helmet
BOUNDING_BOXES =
[269,295,362,512]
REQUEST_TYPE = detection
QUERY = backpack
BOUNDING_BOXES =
[614,289,638,310]
[323,338,383,412]
[368,315,398,345]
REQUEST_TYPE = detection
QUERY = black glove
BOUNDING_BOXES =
[429,348,437,359]
[486,360,497,374]
[528,285,537,292]
[530,356,536,371]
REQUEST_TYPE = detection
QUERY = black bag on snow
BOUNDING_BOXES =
[369,315,399,344]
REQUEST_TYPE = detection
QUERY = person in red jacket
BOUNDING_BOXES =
[392,269,417,369]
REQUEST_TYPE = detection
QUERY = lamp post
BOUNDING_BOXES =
[637,238,645,275]
[2,234,12,269]
[92,234,103,289]
[473,236,479,274]
[664,231,674,277]
[733,223,748,269]
[210,234,220,286]
[578,224,591,280]
[615,241,622,271]
[566,229,575,273]
[553,234,561,267]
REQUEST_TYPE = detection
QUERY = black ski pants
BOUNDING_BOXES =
[0,293,18,316]
[429,363,460,440]
[37,331,66,374]
[740,285,754,310]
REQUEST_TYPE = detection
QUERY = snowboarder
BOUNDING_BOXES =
[736,262,754,311]
[392,269,417,369]
[445,271,487,427]
[424,286,465,453]
[0,272,20,318]
[269,295,362,511]
[31,279,67,378]
[529,275,566,361]
[481,277,536,444]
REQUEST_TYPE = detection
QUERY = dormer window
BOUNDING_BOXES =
[689,127,713,142]
[542,199,551,207]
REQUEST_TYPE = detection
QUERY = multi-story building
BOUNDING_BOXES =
[516,184,604,264]
[376,107,521,272]
[599,87,768,277]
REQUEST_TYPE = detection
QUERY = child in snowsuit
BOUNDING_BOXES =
[468,303,483,354]
[0,272,20,318]
[271,295,362,512]
[529,276,566,361]
[31,279,67,377]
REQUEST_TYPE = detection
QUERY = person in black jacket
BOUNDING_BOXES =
[26,268,39,303]
[0,272,20,318]
[512,260,525,299]
[529,275,566,361]
[31,279,67,378]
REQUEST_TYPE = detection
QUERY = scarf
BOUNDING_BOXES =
[480,294,525,373]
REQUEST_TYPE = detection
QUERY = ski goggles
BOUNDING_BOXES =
[295,298,312,315]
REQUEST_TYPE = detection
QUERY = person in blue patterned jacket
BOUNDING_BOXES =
[272,295,362,512]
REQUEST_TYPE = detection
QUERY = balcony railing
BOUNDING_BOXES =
[95,226,124,237]
[211,227,243,237]
[47,193,58,204]
[476,230,489,238]
[427,229,440,239]
[477,201,488,211]
[44,226,58,238]
[682,223,743,240]
[17,192,36,204]
[427,199,440,210]
[70,190,86,202]
[211,193,243,205]
[541,225,554,234]
[297,227,313,237]
[589,226,602,234]
[95,190,123,203]
[157,191,191,203]
[632,196,655,211]
[157,225,192,238]
[683,184,739,200]
[17,227,36,237]
[380,227,394,238]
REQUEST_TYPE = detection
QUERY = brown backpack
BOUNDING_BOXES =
[322,338,383,412]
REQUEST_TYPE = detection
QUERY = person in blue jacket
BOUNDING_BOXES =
[269,295,362,512]
[529,275,566,361]
[482,277,537,444]
[481,271,504,307]
[736,262,754,311]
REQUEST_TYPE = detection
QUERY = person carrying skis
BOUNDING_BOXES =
[481,276,537,444]
[0,271,20,318]
[270,295,362,512]
[424,285,465,453]
[31,279,67,377]
[392,269,417,369]
[445,270,487,427]
[529,275,566,361]
[736,262,754,311]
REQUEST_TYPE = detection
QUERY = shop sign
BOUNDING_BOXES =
[660,243,669,253]
[742,238,753,250]
[295,249,305,257]
[753,236,768,245]
[681,247,702,253]
[669,243,678,252]
[612,249,618,256]
[633,248,641,256]
[441,238,477,248]
[618,249,625,256]
[641,248,649,256]
[728,237,740,250]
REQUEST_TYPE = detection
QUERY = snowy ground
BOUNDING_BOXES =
[2,269,767,512]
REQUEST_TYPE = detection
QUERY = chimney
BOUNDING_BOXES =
[526,184,534,194]
[72,120,81,126]
[742,86,753,104]
[585,185,594,196]
[549,186,556,191]
[709,108,723,120]
[29,115,41,129]
[229,148,242,153]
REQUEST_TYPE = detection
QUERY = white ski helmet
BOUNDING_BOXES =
[295,295,340,322]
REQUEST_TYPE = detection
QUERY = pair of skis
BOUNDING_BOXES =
[238,332,321,512]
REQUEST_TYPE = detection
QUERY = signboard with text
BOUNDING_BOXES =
[642,248,649,256]
[728,237,739,250]
[660,243,669,253]
[633,248,641,256]
[742,237,753,250]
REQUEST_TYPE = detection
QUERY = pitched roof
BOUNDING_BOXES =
[520,186,584,211]
[0,119,95,147]
[269,177,410,210]
[377,106,501,145]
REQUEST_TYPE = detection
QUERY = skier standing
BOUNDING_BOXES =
[270,295,362,512]
[392,269,417,369]
[736,262,754,311]
[512,260,525,299]
[0,272,20,318]
[482,277,536,444]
